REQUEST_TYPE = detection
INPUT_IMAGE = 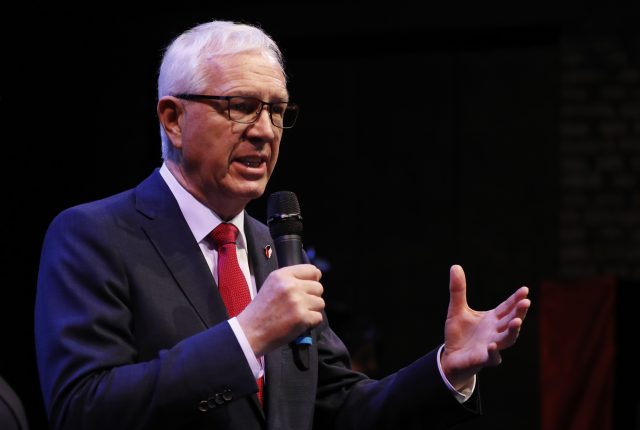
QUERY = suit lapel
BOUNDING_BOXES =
[244,215,278,292]
[244,214,281,419]
[134,170,229,328]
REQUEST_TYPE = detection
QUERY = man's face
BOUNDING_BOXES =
[174,52,288,218]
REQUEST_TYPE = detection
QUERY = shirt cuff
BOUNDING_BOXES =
[228,317,264,379]
[436,344,476,403]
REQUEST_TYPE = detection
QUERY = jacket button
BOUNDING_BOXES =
[207,397,218,409]
[222,388,233,401]
[198,400,209,412]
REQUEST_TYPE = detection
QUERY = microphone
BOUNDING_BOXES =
[267,191,312,369]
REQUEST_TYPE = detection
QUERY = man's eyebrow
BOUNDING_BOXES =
[227,91,290,101]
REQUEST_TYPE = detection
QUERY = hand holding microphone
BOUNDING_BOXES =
[235,191,323,366]
[267,191,316,369]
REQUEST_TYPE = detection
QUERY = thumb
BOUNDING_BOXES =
[447,264,468,316]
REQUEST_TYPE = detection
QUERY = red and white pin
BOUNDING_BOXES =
[264,245,272,259]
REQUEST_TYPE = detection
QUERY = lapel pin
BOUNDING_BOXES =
[264,245,272,259]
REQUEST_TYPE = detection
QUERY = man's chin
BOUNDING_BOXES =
[230,182,268,200]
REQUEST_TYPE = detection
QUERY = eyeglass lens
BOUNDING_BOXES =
[228,97,296,128]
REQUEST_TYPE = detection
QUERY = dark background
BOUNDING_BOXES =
[1,4,639,429]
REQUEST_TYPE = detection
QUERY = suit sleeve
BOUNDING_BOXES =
[34,206,258,430]
[312,315,481,429]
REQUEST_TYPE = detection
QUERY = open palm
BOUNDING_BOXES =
[440,265,531,389]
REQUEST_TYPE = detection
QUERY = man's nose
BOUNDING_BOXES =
[246,106,277,140]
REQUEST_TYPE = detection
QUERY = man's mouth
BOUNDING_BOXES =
[236,157,264,168]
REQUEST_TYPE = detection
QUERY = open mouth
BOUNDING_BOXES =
[243,160,262,168]
[236,157,264,168]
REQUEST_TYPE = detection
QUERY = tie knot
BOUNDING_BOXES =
[211,223,239,248]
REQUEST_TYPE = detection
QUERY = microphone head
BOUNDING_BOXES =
[267,191,303,237]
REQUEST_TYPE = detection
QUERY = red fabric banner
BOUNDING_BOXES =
[539,276,616,430]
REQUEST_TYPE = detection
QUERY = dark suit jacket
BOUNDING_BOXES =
[35,169,479,429]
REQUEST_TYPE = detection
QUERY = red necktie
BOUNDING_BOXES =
[210,222,264,406]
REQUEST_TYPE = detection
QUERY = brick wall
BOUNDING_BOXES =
[560,33,640,280]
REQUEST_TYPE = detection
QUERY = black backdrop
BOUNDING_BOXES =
[1,4,608,429]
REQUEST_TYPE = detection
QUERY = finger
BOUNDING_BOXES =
[300,296,325,329]
[487,342,502,366]
[301,280,324,297]
[447,264,468,315]
[494,318,523,349]
[306,295,325,313]
[495,286,529,318]
[496,298,531,331]
[295,293,325,324]
[306,309,325,329]
[494,286,529,318]
[515,298,531,321]
[283,264,322,281]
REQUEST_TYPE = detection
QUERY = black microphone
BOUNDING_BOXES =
[267,191,312,369]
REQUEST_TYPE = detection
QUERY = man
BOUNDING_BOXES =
[35,20,530,429]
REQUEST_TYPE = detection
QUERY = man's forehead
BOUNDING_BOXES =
[205,53,288,97]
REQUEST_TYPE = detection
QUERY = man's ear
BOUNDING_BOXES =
[157,96,184,149]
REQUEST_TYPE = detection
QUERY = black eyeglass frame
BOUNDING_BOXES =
[173,93,299,129]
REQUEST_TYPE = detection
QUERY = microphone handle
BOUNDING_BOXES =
[273,235,313,361]
[273,234,304,266]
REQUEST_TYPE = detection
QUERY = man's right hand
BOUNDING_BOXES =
[236,264,324,357]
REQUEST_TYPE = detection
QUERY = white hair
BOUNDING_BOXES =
[157,20,285,161]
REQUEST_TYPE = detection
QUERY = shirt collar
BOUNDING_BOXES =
[159,163,247,249]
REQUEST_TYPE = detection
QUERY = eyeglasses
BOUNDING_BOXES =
[174,94,299,129]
